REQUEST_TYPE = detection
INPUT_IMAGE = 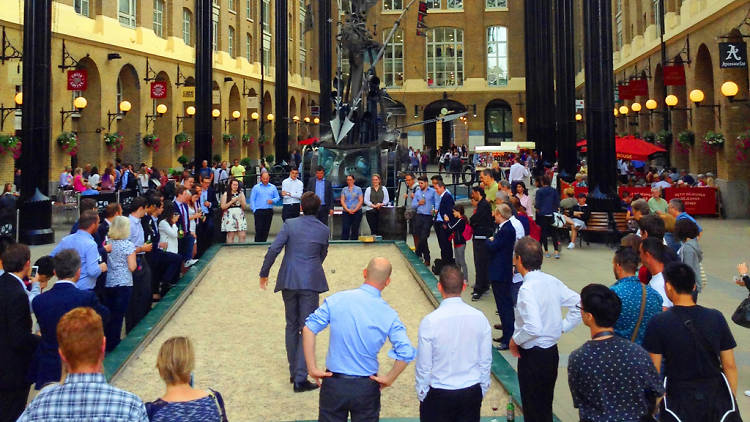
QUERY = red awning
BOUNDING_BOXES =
[299,137,319,145]
[577,136,666,161]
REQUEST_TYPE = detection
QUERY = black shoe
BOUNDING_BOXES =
[496,343,510,351]
[293,380,319,393]
[471,292,481,301]
[289,377,294,384]
[493,324,503,330]
[493,337,504,343]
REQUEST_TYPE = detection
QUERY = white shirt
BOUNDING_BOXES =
[415,297,492,401]
[513,270,581,349]
[652,180,671,190]
[159,220,179,254]
[619,160,629,175]
[88,173,100,188]
[281,177,304,205]
[508,216,525,283]
[648,272,673,308]
[364,186,390,210]
[509,162,530,182]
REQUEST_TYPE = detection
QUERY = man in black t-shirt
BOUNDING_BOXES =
[643,262,740,422]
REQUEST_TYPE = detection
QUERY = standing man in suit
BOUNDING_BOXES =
[0,243,40,422]
[259,192,330,393]
[30,249,110,390]
[197,175,219,256]
[487,203,516,350]
[433,180,455,265]
[143,195,181,299]
[306,166,334,225]
[470,186,494,301]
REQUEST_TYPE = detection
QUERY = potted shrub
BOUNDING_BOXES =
[104,132,124,153]
[702,131,725,153]
[143,134,160,152]
[56,132,78,156]
[0,135,22,160]
[175,132,192,148]
[177,155,190,166]
[265,154,275,165]
[735,129,750,161]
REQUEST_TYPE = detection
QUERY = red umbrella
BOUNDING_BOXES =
[298,137,319,145]
[578,136,666,161]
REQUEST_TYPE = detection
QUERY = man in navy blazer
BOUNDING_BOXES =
[433,180,455,265]
[305,166,334,225]
[260,192,329,393]
[487,203,517,349]
[30,249,110,390]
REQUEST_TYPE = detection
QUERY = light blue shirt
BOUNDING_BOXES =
[199,190,210,214]
[250,182,280,212]
[315,179,327,205]
[128,215,145,252]
[120,171,129,189]
[412,187,437,215]
[677,212,702,233]
[305,284,416,376]
[51,230,102,290]
[341,185,363,210]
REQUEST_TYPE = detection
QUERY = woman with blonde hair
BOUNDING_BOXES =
[103,215,137,351]
[363,173,390,236]
[146,337,227,421]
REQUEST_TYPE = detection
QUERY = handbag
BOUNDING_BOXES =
[551,212,566,228]
[731,296,750,328]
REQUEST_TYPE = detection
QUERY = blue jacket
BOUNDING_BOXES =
[434,191,456,226]
[30,282,110,388]
[535,186,560,216]
[487,221,516,283]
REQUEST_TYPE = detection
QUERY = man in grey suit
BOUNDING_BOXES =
[260,191,330,393]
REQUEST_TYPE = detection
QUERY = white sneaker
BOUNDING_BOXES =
[567,242,575,249]
[185,259,198,267]
[744,390,750,397]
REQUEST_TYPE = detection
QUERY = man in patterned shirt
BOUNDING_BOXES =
[18,307,148,421]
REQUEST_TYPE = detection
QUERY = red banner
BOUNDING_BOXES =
[150,81,168,99]
[67,69,87,91]
[663,65,686,86]
[618,83,634,100]
[665,187,717,216]
[630,79,648,97]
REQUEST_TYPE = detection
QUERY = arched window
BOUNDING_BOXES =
[426,27,463,87]
[485,100,513,145]
[383,28,404,88]
[487,26,508,86]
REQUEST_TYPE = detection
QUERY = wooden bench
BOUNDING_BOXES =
[578,211,633,247]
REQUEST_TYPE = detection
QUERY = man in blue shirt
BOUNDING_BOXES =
[667,198,702,233]
[303,257,416,422]
[250,171,280,242]
[412,176,437,266]
[305,166,334,225]
[51,210,107,291]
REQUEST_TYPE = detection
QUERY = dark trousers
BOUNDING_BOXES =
[0,386,30,422]
[317,205,331,226]
[178,233,195,261]
[365,209,381,236]
[341,210,362,240]
[319,375,381,422]
[536,215,560,252]
[511,280,522,306]
[413,214,432,263]
[281,289,320,383]
[419,384,483,422]
[254,209,273,242]
[660,376,741,422]
[103,286,132,352]
[472,238,489,295]
[196,216,214,257]
[434,221,454,264]
[125,256,152,333]
[147,249,181,296]
[518,345,559,422]
[491,279,515,345]
[282,203,301,221]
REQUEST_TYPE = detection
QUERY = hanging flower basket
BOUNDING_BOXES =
[104,132,124,153]
[258,134,267,145]
[241,133,254,145]
[222,133,235,145]
[143,134,161,152]
[0,135,22,160]
[56,132,79,156]
[735,129,750,162]
[175,132,192,148]
[642,131,656,144]
[702,131,725,154]
[655,130,672,147]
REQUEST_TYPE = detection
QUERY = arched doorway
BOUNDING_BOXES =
[691,44,717,174]
[74,57,102,170]
[424,99,466,154]
[261,91,273,162]
[718,29,750,182]
[228,84,242,161]
[116,64,141,165]
[153,71,173,169]
[211,80,222,161]
[180,77,196,162]
[245,87,259,160]
[485,99,513,145]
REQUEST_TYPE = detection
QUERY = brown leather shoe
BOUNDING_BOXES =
[494,324,503,330]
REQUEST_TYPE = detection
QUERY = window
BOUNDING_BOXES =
[485,100,513,144]
[615,9,623,49]
[74,0,89,17]
[486,0,507,8]
[246,0,252,19]
[183,9,192,45]
[153,0,164,37]
[338,0,352,14]
[383,0,403,10]
[116,79,123,111]
[263,46,271,71]
[118,0,136,28]
[426,27,463,87]
[299,1,306,76]
[383,28,404,88]
[212,13,218,51]
[447,0,463,9]
[262,0,271,33]
[229,0,235,11]
[487,26,508,86]
[246,33,253,62]
[425,0,440,8]
[228,26,235,56]
[652,0,662,34]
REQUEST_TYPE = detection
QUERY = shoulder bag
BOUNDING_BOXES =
[630,283,647,342]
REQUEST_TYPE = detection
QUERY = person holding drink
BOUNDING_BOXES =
[221,178,249,244]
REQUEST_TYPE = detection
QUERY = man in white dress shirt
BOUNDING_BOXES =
[281,168,304,221]
[508,157,530,193]
[509,237,581,422]
[416,265,492,422]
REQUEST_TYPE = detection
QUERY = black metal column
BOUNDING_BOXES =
[274,0,289,162]
[555,0,577,182]
[583,0,619,210]
[318,0,332,126]
[524,0,555,166]
[19,0,54,245]
[194,0,213,166]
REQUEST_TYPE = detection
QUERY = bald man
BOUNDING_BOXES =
[303,257,416,422]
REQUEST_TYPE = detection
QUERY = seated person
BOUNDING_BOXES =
[565,193,590,249]
[560,188,577,212]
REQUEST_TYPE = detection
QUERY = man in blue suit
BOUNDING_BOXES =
[433,180,455,265]
[260,191,330,393]
[487,203,516,350]
[30,249,110,390]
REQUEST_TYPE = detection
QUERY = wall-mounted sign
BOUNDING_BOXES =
[618,83,634,100]
[180,86,195,101]
[575,99,585,110]
[630,79,648,97]
[246,96,258,109]
[150,81,168,99]
[719,42,747,68]
[663,64,686,86]
[67,69,87,91]
[310,105,320,117]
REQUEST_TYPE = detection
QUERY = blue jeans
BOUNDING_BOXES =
[104,286,132,352]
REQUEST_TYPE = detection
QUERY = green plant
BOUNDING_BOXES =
[212,154,222,163]
[702,131,725,153]
[0,135,22,159]
[56,132,78,156]
[240,157,253,169]
[258,134,268,145]
[222,133,235,144]
[177,155,190,165]
[677,130,694,146]
[142,134,160,152]
[655,130,672,147]
[642,131,656,143]
[241,133,254,145]
[265,154,275,164]
[104,132,124,153]
[174,132,192,147]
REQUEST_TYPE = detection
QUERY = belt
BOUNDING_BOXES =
[328,371,373,379]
